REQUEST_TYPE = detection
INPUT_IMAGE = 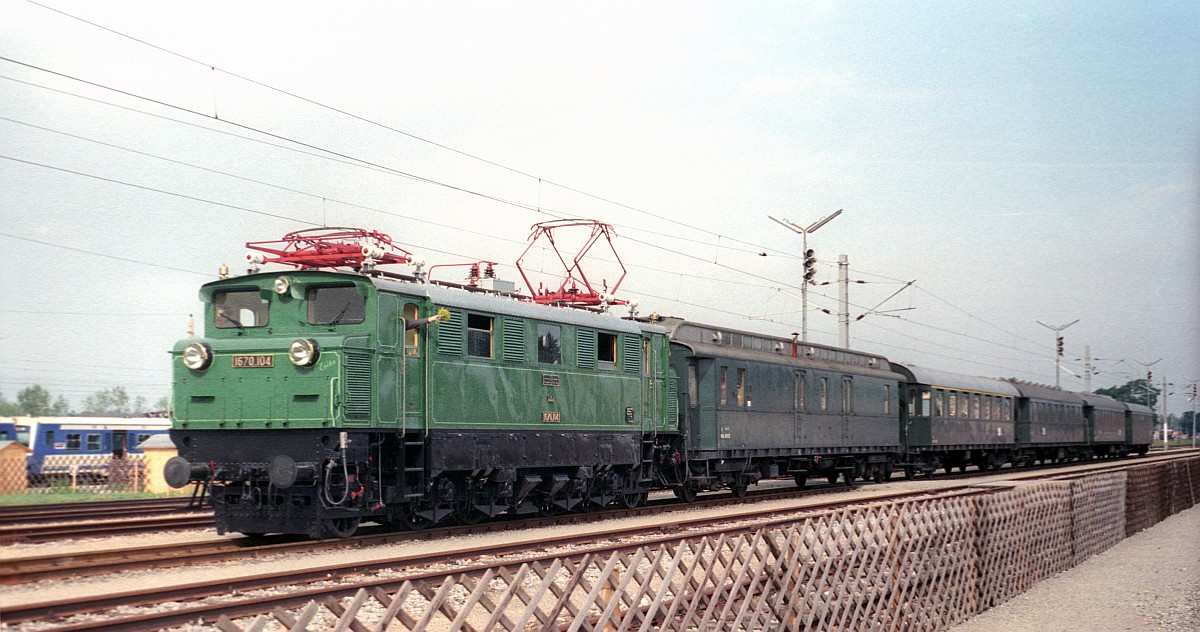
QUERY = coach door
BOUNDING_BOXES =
[113,430,127,458]
[793,370,805,444]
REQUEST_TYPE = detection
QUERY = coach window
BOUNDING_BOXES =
[842,378,853,413]
[215,289,269,328]
[719,367,728,406]
[948,393,957,418]
[921,391,931,417]
[66,433,81,451]
[537,324,562,364]
[307,285,365,325]
[736,368,746,407]
[467,314,493,358]
[934,391,945,417]
[597,333,617,369]
[86,434,102,451]
[973,395,981,419]
[819,377,828,411]
[884,384,891,415]
[795,371,806,411]
[983,397,992,420]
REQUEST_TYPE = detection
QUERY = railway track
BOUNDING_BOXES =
[2,484,989,629]
[3,450,1195,631]
[0,496,206,525]
[5,451,1196,631]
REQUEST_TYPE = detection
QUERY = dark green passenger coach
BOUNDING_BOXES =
[168,270,672,537]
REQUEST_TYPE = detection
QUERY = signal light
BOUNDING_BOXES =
[803,249,817,283]
[1055,336,1064,356]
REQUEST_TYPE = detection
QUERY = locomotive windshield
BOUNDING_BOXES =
[214,290,269,328]
[307,285,366,325]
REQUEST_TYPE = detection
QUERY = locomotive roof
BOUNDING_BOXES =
[202,270,665,336]
[1079,392,1126,412]
[374,276,664,336]
[891,364,1021,396]
[1007,380,1087,405]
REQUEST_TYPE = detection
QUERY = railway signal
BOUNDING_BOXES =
[803,249,817,283]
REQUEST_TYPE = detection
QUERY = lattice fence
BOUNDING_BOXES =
[219,457,1200,632]
[0,454,150,495]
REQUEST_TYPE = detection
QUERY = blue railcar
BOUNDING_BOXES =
[18,416,172,478]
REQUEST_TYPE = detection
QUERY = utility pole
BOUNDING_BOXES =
[1036,319,1079,388]
[1186,379,1198,449]
[838,254,849,348]
[1162,374,1169,451]
[769,209,843,343]
[1083,346,1092,394]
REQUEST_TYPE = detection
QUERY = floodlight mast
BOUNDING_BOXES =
[1036,318,1079,388]
[770,209,842,342]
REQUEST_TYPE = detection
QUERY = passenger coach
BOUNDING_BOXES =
[657,317,900,497]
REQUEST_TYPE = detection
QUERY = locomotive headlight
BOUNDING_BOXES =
[273,276,290,295]
[182,342,213,371]
[289,338,319,366]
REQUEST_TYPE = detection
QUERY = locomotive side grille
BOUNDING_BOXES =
[668,375,679,421]
[344,351,372,420]
[502,318,525,362]
[622,336,642,373]
[577,328,596,369]
[438,309,464,355]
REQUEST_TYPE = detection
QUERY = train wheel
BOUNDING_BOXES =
[794,473,808,488]
[872,467,884,484]
[322,517,360,539]
[827,472,840,485]
[730,484,749,498]
[904,465,916,480]
[618,490,646,509]
[674,484,698,503]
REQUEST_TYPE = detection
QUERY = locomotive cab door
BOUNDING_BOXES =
[400,302,426,432]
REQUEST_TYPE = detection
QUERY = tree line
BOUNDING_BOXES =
[0,385,168,417]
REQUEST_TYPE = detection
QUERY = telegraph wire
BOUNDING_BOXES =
[0,72,770,259]
[0,57,1120,376]
[0,229,211,277]
[20,0,803,261]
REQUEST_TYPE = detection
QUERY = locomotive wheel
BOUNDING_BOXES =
[674,484,698,503]
[617,488,646,509]
[322,517,360,539]
[458,507,486,524]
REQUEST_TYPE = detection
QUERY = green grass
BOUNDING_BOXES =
[0,491,167,505]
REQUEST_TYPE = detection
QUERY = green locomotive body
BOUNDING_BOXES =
[168,269,672,537]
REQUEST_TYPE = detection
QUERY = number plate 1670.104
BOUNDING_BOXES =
[232,355,274,368]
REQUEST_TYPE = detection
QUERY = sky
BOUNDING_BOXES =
[1,0,1198,417]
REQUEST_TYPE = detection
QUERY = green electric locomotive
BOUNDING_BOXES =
[166,228,673,538]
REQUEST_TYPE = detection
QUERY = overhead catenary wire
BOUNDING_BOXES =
[0,37,1124,385]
